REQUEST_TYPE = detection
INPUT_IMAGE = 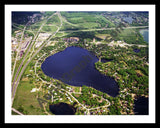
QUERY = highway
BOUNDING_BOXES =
[11,12,63,105]
[11,26,26,79]
[59,25,148,33]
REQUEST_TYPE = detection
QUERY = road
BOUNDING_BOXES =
[60,88,110,115]
[12,12,57,93]
[11,12,63,105]
[12,12,62,104]
[11,26,26,79]
[59,25,148,33]
[12,108,24,115]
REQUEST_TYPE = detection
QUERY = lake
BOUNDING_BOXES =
[139,29,149,43]
[49,102,76,115]
[41,46,119,97]
[133,96,149,115]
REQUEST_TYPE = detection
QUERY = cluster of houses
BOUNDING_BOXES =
[45,84,74,103]
[103,12,148,26]
[108,40,130,48]
[65,93,73,103]
[12,30,33,59]
[12,36,32,58]
[27,13,42,25]
[63,37,79,43]
[83,109,106,115]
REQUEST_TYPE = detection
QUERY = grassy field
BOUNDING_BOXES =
[61,12,115,30]
[12,79,47,115]
[40,25,58,33]
[116,28,145,44]
[46,15,60,26]
[78,22,100,29]
[95,33,111,40]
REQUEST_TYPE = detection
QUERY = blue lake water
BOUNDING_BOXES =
[133,96,148,115]
[49,102,76,115]
[41,46,119,97]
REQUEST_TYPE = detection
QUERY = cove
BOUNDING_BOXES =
[41,46,119,97]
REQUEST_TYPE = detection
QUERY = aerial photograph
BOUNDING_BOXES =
[11,10,149,115]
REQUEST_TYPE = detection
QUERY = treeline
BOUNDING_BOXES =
[66,31,96,42]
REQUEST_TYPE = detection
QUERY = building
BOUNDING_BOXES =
[37,33,51,41]
[63,37,79,42]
